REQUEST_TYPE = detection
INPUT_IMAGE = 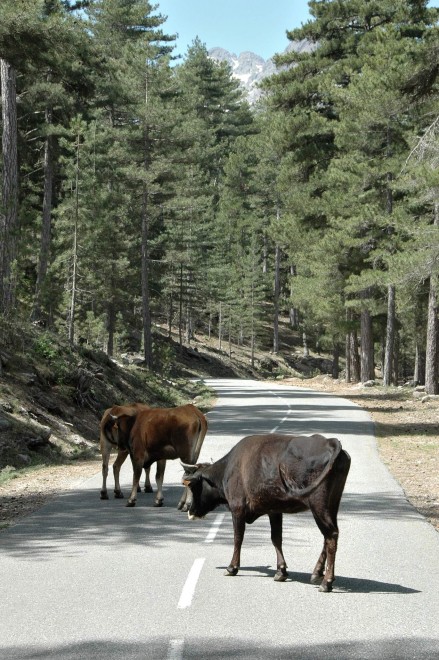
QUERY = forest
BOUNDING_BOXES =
[1,0,439,391]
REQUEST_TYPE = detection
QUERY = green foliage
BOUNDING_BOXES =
[32,333,59,361]
[1,0,439,385]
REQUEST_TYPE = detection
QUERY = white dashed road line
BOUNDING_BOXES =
[268,390,293,433]
[166,638,185,660]
[177,557,206,609]
[172,388,290,658]
[204,513,225,543]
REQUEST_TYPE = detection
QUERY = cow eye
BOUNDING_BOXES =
[188,475,202,488]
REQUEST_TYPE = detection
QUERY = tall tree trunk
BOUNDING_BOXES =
[383,148,396,386]
[273,242,280,353]
[68,133,81,345]
[106,300,115,357]
[250,281,255,369]
[393,330,400,385]
[425,202,439,394]
[289,265,299,328]
[218,301,223,351]
[383,284,396,386]
[425,279,439,393]
[414,341,425,385]
[0,59,19,315]
[302,330,309,357]
[345,309,351,383]
[178,264,183,350]
[345,332,351,383]
[168,292,174,339]
[262,231,268,274]
[228,308,232,359]
[141,184,152,368]
[360,307,375,382]
[332,341,340,379]
[350,329,361,382]
[32,104,54,322]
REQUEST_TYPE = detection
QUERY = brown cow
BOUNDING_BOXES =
[183,433,350,592]
[100,403,154,500]
[100,403,208,508]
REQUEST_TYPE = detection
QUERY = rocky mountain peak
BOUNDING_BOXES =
[209,40,314,104]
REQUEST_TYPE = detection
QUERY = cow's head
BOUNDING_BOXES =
[181,462,223,520]
[104,412,136,449]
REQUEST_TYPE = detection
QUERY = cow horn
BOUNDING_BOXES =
[180,462,198,474]
[110,414,118,421]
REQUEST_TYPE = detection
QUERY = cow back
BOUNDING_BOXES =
[221,434,343,511]
[130,404,207,463]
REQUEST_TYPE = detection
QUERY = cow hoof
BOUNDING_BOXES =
[274,570,288,582]
[224,567,238,576]
[310,573,323,585]
[318,581,333,593]
[137,486,141,493]
[126,500,136,507]
[100,492,109,500]
[114,491,124,499]
[144,486,153,493]
[154,499,164,508]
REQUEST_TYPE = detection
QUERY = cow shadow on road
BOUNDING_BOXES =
[0,485,426,560]
[0,483,205,559]
[225,565,420,594]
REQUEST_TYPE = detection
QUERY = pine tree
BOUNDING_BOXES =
[83,0,175,363]
[167,40,255,345]
[263,0,436,382]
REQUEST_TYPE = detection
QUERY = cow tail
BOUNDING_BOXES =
[279,438,342,498]
[100,411,117,450]
[191,414,208,463]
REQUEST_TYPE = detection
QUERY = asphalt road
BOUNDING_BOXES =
[1,378,438,659]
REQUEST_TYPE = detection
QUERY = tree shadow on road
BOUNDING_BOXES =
[1,635,437,659]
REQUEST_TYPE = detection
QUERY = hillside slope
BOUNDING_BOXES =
[0,322,211,474]
[0,318,328,474]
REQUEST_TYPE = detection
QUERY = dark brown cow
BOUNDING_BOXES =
[183,433,350,592]
[100,403,208,508]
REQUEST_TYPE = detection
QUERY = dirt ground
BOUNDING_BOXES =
[1,377,438,533]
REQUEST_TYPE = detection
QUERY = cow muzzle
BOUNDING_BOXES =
[187,511,204,521]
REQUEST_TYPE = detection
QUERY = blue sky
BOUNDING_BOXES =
[156,0,312,61]
[156,0,439,62]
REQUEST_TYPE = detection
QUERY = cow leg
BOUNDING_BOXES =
[143,465,153,493]
[311,510,339,593]
[153,459,166,507]
[225,513,245,576]
[100,439,111,500]
[310,541,327,585]
[310,451,350,592]
[126,459,143,507]
[112,449,129,498]
[269,513,288,582]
